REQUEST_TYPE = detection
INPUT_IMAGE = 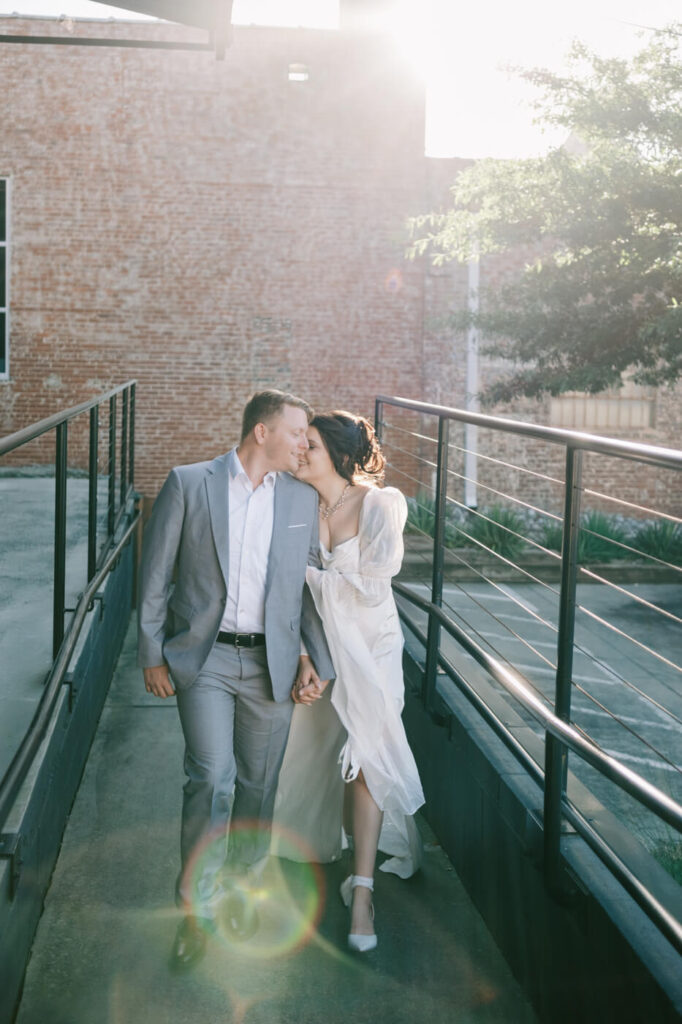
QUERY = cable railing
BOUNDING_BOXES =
[0,381,140,836]
[1,381,137,655]
[393,583,682,953]
[376,394,682,954]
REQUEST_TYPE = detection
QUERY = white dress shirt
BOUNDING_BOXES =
[219,447,276,634]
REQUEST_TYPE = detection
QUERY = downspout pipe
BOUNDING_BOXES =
[464,253,479,508]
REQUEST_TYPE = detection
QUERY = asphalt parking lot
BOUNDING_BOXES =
[402,578,682,855]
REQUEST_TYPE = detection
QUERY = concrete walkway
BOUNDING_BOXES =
[16,620,537,1024]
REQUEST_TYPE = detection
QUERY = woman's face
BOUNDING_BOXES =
[295,426,335,485]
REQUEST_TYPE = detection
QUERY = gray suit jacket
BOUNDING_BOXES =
[137,452,334,701]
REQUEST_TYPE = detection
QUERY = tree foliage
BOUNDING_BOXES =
[408,27,682,402]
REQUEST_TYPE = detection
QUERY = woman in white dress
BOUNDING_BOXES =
[272,411,424,952]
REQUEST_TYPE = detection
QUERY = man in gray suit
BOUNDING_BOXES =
[138,390,334,969]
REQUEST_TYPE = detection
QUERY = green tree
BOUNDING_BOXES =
[408,26,682,403]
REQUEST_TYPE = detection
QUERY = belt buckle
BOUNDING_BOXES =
[234,633,250,649]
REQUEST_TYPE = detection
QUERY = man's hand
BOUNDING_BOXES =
[291,655,329,705]
[144,664,176,699]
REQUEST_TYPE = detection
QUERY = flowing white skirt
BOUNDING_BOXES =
[273,526,424,878]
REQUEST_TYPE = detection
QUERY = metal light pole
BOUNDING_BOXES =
[464,251,479,508]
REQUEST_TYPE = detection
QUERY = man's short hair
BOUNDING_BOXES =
[241,389,313,441]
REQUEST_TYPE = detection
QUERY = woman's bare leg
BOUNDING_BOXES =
[351,770,382,935]
[343,783,354,841]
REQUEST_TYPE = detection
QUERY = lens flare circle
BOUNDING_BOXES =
[384,268,403,294]
[183,820,326,959]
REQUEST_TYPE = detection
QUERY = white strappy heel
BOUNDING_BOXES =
[340,875,377,952]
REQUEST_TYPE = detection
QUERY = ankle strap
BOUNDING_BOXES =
[351,875,374,891]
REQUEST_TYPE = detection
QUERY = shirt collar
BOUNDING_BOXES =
[228,447,277,489]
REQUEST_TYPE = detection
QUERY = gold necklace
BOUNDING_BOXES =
[320,483,351,520]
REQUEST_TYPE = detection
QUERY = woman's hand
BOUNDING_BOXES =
[291,655,329,704]
[292,680,320,705]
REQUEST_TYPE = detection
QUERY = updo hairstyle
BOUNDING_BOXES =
[311,411,385,484]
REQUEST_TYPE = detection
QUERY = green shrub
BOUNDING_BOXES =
[541,511,630,563]
[406,500,682,567]
[540,520,564,552]
[632,520,682,566]
[405,492,437,537]
[578,510,629,563]
[405,492,467,548]
[467,505,527,559]
[544,510,628,563]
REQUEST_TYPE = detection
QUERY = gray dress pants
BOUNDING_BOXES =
[174,641,294,916]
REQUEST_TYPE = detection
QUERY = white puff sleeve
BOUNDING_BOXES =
[306,487,407,608]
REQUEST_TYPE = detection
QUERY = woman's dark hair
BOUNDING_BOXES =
[311,411,385,483]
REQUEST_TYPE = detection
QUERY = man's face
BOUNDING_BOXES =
[261,405,310,473]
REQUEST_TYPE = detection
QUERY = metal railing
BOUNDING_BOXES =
[0,381,139,835]
[376,394,682,954]
[0,381,137,656]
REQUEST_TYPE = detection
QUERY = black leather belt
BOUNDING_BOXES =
[217,631,266,648]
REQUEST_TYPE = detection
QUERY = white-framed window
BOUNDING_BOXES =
[0,178,7,379]
[550,378,656,431]
[288,63,309,82]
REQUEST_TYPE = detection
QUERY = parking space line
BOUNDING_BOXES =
[574,707,681,732]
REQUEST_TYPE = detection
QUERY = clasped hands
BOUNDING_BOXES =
[144,656,328,705]
[291,654,329,705]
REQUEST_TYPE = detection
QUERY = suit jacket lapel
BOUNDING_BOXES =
[266,473,293,598]
[205,453,231,588]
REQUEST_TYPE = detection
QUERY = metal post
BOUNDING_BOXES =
[108,394,116,537]
[374,397,383,442]
[53,422,68,659]
[87,405,99,582]
[128,382,135,489]
[464,252,479,508]
[424,416,449,712]
[544,446,583,891]
[120,387,128,506]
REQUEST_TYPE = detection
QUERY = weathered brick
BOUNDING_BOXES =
[0,14,679,519]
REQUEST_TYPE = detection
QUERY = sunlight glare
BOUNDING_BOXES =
[389,0,678,158]
[6,0,679,158]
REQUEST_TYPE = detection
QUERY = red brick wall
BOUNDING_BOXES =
[1,15,680,517]
[0,17,427,496]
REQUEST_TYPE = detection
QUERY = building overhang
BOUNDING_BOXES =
[0,1,233,59]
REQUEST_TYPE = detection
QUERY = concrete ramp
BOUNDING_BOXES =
[15,620,537,1024]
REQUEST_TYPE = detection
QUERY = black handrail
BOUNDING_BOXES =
[394,583,682,833]
[0,381,139,831]
[395,589,682,955]
[397,604,545,789]
[1,380,136,655]
[0,381,136,456]
[0,512,140,832]
[378,393,682,956]
[376,395,682,471]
